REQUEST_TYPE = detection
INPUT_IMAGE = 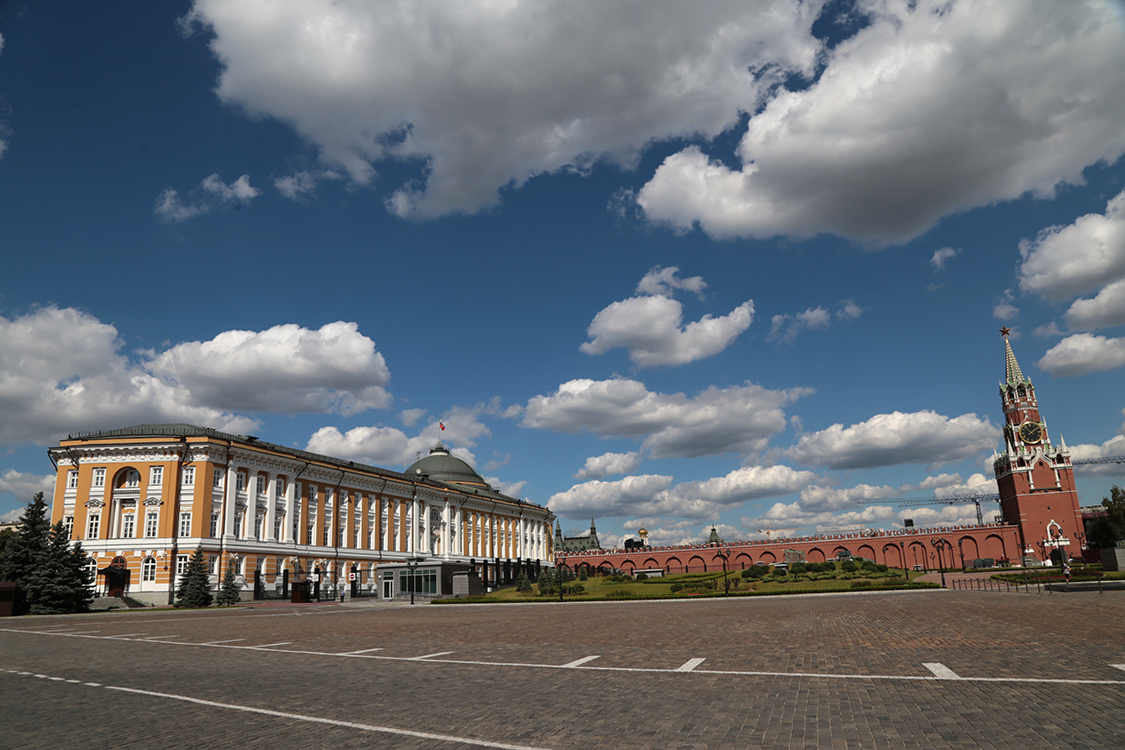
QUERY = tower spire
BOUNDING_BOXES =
[1000,327,1026,385]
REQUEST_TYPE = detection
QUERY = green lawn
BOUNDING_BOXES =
[469,565,922,603]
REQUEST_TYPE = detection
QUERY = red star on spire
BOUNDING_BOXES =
[999,326,1011,337]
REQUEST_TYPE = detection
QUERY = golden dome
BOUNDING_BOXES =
[638,526,648,538]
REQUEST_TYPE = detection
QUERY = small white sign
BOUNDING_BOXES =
[348,572,357,581]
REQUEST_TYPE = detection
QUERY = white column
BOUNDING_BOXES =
[222,465,238,538]
[441,501,450,559]
[283,480,295,543]
[264,471,277,542]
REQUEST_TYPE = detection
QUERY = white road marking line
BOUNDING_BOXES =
[248,642,293,649]
[923,663,961,679]
[676,658,706,672]
[413,651,455,660]
[5,630,1125,686]
[104,633,149,639]
[201,638,246,644]
[561,655,601,668]
[340,647,384,655]
[140,635,180,640]
[3,669,555,750]
[1112,664,1125,673]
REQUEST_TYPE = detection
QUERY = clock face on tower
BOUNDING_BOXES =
[1019,420,1043,445]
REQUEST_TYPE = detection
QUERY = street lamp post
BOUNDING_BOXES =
[715,550,730,596]
[930,538,950,588]
[558,555,567,602]
[406,556,425,605]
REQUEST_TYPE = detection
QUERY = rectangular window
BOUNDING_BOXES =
[274,514,283,540]
[63,516,74,539]
[235,512,245,538]
[254,515,263,540]
[213,470,223,488]
[323,526,330,546]
[86,514,100,539]
[122,514,135,538]
[209,555,218,575]
[179,512,192,537]
[176,555,189,576]
[275,477,284,496]
[236,472,245,492]
[67,470,79,489]
[309,486,318,502]
[210,512,219,537]
[306,522,314,545]
[145,511,158,538]
[142,557,156,582]
[256,475,265,494]
[92,468,106,488]
[183,466,195,486]
[150,466,164,487]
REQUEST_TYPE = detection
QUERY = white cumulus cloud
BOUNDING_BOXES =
[1037,333,1125,377]
[0,469,56,508]
[581,268,754,367]
[0,306,257,445]
[1018,189,1125,301]
[785,410,999,469]
[523,378,811,458]
[551,463,814,521]
[637,0,1125,244]
[768,300,861,344]
[1064,279,1125,332]
[183,0,822,218]
[145,322,392,415]
[155,173,261,222]
[574,451,641,480]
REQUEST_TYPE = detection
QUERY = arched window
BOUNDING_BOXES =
[142,556,157,582]
[117,469,140,488]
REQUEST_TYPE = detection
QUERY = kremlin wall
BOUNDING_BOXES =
[556,332,1089,574]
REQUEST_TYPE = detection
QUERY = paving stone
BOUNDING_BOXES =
[0,590,1123,749]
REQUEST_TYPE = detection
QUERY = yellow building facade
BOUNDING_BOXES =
[48,424,554,604]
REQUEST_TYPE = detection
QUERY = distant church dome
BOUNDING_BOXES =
[406,442,489,489]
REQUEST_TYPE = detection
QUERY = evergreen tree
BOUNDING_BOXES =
[24,521,93,614]
[216,558,242,606]
[175,547,213,608]
[0,492,52,584]
[515,571,532,592]
[1087,486,1125,549]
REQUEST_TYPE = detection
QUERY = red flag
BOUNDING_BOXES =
[439,421,445,431]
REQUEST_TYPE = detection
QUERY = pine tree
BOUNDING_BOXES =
[25,521,93,614]
[516,571,532,592]
[175,547,213,608]
[216,558,242,606]
[1087,486,1125,549]
[0,492,52,585]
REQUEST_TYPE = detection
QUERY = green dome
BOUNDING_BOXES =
[406,443,489,488]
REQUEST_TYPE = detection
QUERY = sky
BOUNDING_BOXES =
[1,0,1124,547]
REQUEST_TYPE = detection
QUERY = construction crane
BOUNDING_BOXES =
[1073,455,1125,467]
[857,456,1125,525]
[893,493,999,526]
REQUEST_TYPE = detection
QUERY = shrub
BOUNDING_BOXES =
[790,563,807,575]
[635,572,648,581]
[850,579,873,588]
[670,583,683,593]
[840,560,858,573]
[742,566,767,579]
[578,567,588,581]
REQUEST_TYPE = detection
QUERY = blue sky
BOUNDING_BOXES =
[2,0,1124,546]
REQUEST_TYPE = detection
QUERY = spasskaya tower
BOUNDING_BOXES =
[993,328,1083,564]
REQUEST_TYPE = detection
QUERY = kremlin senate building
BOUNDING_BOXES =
[45,332,1101,600]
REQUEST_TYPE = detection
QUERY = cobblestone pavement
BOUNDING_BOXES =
[3,589,1124,749]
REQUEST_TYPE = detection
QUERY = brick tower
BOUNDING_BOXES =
[993,329,1083,564]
